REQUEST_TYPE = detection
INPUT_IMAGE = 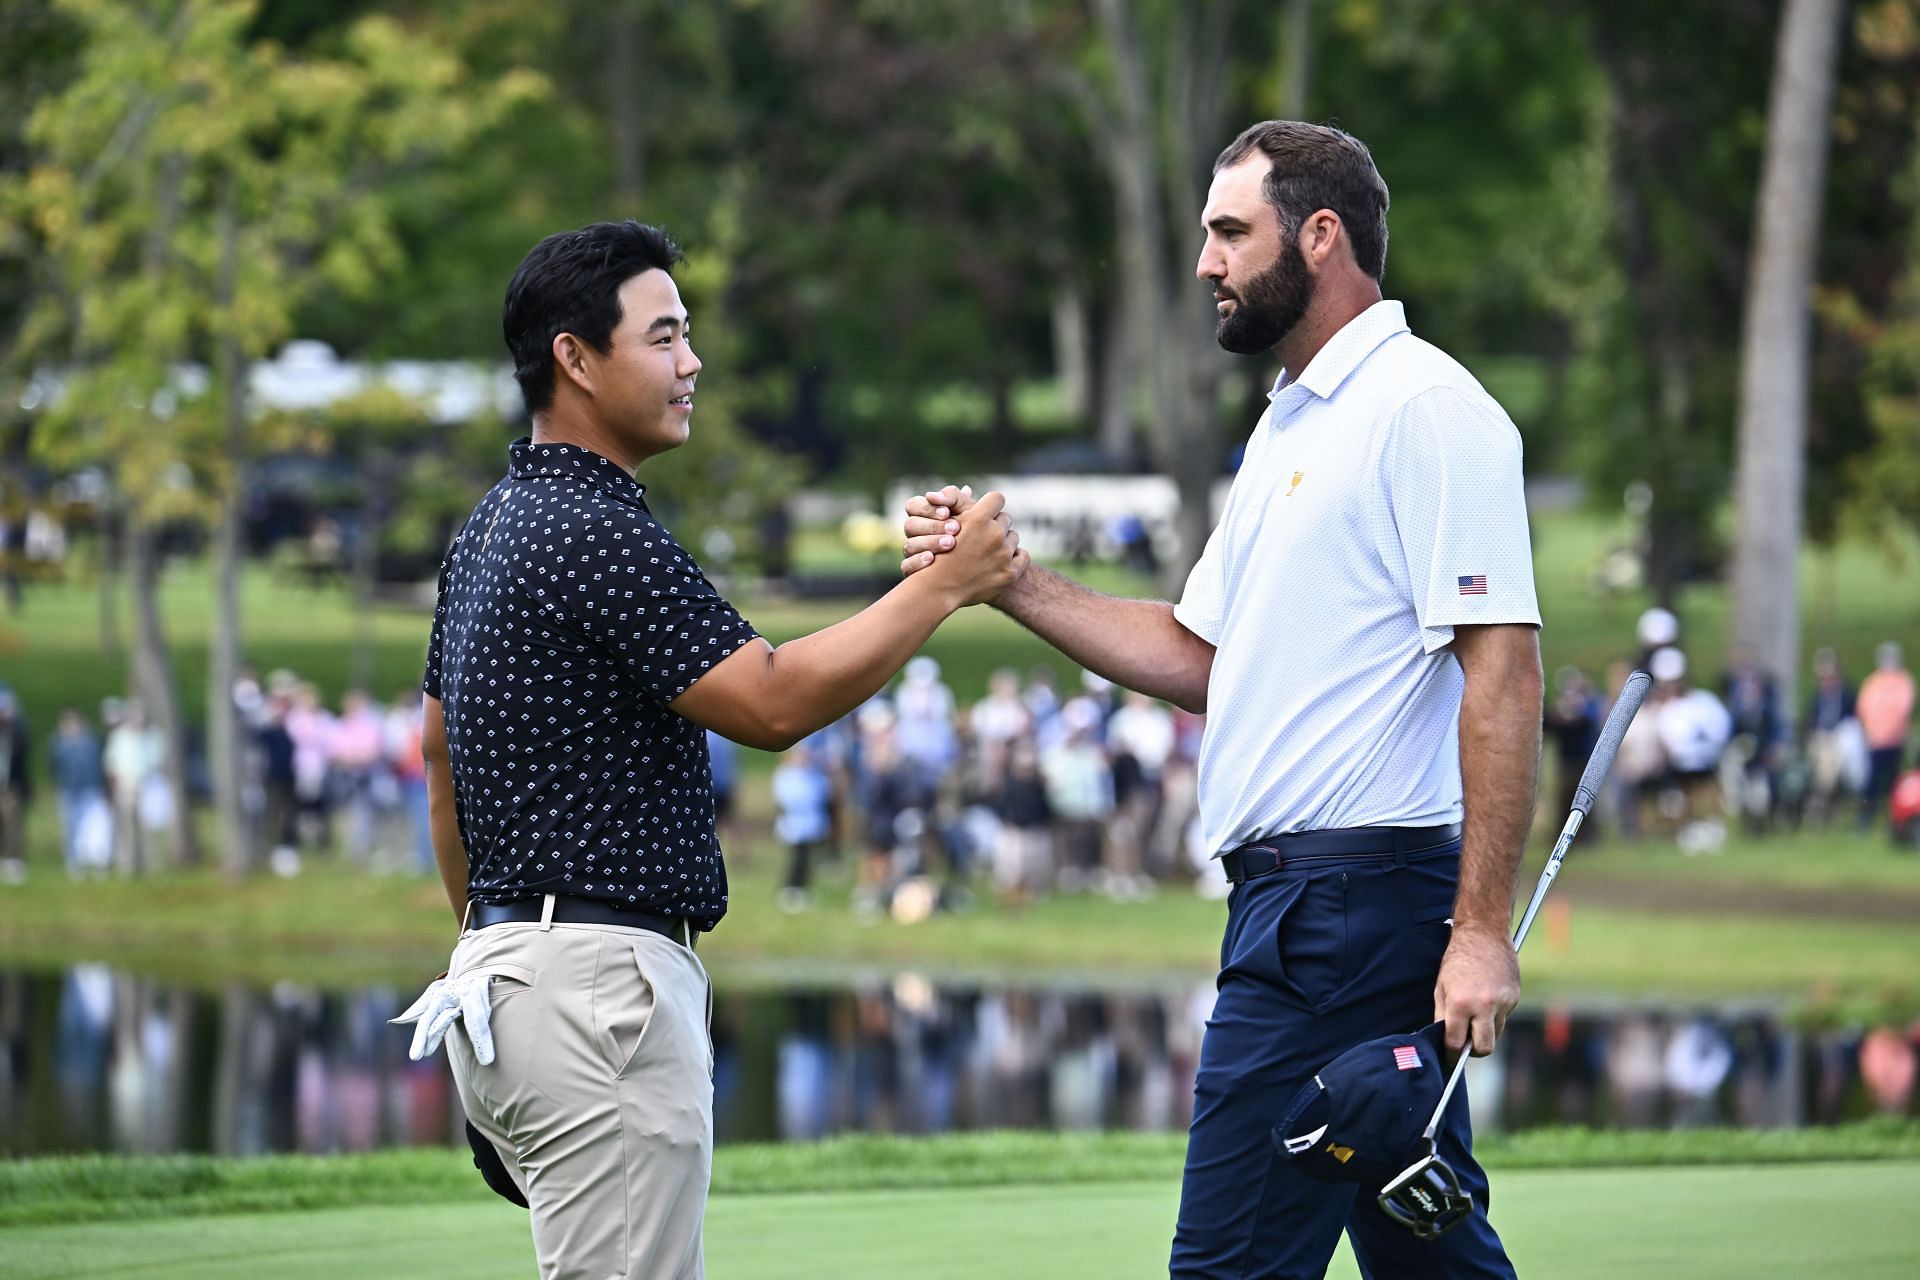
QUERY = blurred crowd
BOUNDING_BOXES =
[1544,608,1918,854]
[1,608,1914,893]
[4,673,433,883]
[743,657,1209,919]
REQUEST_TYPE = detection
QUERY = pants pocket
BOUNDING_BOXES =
[1275,869,1349,1010]
[599,942,659,1079]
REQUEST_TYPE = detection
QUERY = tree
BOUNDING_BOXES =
[1042,0,1245,587]
[1730,0,1847,714]
[5,0,539,873]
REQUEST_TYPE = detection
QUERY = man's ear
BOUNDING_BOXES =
[1301,209,1345,271]
[552,332,594,397]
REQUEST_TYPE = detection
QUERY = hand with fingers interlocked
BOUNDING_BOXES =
[391,970,498,1065]
[900,483,1027,604]
[899,484,1028,603]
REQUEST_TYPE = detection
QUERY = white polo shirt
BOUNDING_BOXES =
[1174,300,1539,855]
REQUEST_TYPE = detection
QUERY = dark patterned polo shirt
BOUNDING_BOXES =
[424,438,757,929]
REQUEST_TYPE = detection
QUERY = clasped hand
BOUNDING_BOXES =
[899,485,1027,605]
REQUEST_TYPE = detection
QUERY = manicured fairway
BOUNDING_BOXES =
[6,1162,1915,1279]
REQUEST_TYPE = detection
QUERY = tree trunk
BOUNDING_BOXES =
[1050,284,1093,424]
[97,493,122,659]
[1095,282,1138,463]
[1108,0,1236,589]
[128,517,200,868]
[608,0,645,208]
[1730,0,1843,722]
[211,175,251,879]
[1277,0,1313,119]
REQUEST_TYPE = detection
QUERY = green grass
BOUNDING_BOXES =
[4,1144,1919,1278]
[5,1123,1917,1230]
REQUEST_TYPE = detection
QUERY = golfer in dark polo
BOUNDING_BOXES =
[398,220,1023,1280]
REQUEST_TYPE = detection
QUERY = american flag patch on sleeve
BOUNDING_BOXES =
[1457,575,1488,596]
[1394,1045,1421,1071]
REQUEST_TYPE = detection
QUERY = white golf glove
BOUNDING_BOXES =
[391,971,496,1065]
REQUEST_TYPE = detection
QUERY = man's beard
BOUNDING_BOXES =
[1215,239,1313,356]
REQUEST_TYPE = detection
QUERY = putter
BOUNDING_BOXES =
[1377,670,1654,1240]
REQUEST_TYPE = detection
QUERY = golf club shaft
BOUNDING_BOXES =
[1419,672,1653,1142]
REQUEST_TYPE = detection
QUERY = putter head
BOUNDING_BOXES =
[1376,1143,1473,1240]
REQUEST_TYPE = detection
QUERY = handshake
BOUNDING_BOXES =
[897,483,1031,608]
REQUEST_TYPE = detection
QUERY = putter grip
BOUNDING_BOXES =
[1571,671,1652,816]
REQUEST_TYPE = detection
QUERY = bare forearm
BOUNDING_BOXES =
[763,573,959,737]
[425,769,468,926]
[992,564,1213,712]
[1452,647,1543,936]
[677,571,962,751]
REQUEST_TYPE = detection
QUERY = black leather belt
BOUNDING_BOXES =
[470,897,696,948]
[1219,823,1463,885]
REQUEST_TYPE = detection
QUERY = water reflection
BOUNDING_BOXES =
[1,964,1914,1156]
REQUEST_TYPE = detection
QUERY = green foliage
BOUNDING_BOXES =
[0,0,543,518]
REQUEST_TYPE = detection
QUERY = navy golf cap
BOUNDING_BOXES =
[1273,1022,1450,1188]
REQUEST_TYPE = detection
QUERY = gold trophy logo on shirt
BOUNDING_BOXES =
[1285,471,1306,497]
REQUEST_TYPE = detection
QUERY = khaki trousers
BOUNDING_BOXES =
[446,912,714,1280]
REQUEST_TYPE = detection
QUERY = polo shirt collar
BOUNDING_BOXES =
[508,437,648,503]
[1268,299,1410,402]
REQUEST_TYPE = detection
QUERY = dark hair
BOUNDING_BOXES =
[1214,122,1390,284]
[502,220,684,416]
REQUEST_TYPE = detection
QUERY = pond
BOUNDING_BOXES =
[0,964,1909,1157]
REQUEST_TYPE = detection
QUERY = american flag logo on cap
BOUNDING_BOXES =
[1394,1044,1421,1071]
[1457,575,1488,596]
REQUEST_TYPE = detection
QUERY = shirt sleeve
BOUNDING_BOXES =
[1173,501,1232,646]
[1379,385,1541,654]
[422,537,457,701]
[561,504,760,703]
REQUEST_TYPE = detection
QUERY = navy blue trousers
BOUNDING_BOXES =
[1169,838,1516,1279]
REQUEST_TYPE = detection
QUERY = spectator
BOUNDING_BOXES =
[258,692,300,877]
[1609,659,1666,839]
[968,668,1032,800]
[894,657,959,785]
[1857,642,1915,830]
[103,699,162,875]
[331,690,385,866]
[1635,606,1680,668]
[285,682,335,850]
[1040,698,1113,892]
[1803,647,1856,827]
[1106,690,1174,898]
[992,739,1053,905]
[49,708,109,878]
[384,690,432,874]
[1720,646,1782,832]
[1022,668,1061,742]
[772,745,833,912]
[0,690,30,883]
[1650,647,1733,848]
[1543,667,1603,825]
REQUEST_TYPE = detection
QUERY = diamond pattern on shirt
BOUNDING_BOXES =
[424,438,757,929]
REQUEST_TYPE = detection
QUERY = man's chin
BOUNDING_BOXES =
[1216,321,1276,356]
